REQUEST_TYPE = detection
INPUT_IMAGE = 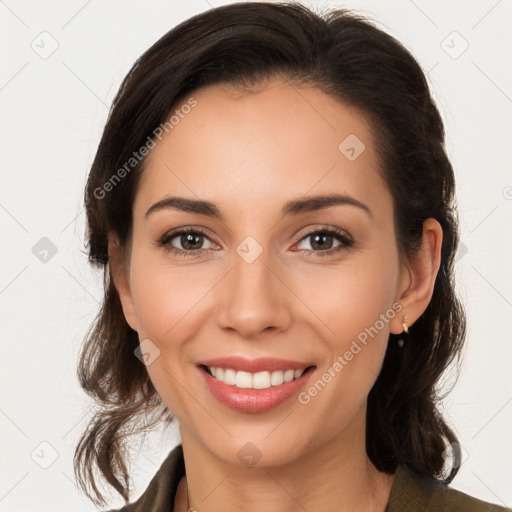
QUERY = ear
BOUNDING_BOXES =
[108,233,138,332]
[390,218,443,334]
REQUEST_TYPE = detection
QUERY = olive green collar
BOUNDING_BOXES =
[113,444,508,511]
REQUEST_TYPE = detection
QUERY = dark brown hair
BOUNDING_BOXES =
[75,2,466,507]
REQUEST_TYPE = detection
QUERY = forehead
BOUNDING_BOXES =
[135,79,392,224]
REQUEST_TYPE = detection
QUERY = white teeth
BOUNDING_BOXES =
[235,371,252,388]
[207,366,307,389]
[224,368,236,385]
[252,371,271,389]
[284,369,295,382]
[271,370,284,386]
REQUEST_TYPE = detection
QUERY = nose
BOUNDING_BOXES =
[216,244,292,339]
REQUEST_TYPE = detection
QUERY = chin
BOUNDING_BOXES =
[193,429,312,469]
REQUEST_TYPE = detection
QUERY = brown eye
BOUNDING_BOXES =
[303,232,336,251]
[158,228,216,257]
[295,228,353,257]
[177,232,204,251]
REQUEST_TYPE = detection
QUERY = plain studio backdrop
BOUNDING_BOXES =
[1,1,511,511]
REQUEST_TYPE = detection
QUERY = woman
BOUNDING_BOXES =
[74,2,510,511]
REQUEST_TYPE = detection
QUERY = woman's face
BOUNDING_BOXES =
[116,79,411,466]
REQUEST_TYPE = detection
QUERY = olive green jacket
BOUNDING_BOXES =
[107,444,510,511]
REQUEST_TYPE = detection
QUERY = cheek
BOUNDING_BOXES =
[129,250,217,342]
[291,248,398,412]
[128,254,219,418]
[293,248,398,347]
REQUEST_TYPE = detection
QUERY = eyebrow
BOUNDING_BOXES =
[145,193,372,220]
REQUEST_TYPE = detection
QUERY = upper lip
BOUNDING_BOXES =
[198,356,314,373]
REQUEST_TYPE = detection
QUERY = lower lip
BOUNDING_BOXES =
[199,366,315,413]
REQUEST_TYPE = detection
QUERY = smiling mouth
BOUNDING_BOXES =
[200,364,316,390]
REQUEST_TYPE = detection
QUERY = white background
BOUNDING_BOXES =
[1,1,511,510]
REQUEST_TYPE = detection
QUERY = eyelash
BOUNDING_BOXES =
[156,226,354,258]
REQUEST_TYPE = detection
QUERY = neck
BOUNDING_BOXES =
[174,411,394,512]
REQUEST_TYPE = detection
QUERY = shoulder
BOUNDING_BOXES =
[387,465,511,512]
[427,477,511,512]
[430,486,511,512]
[102,444,185,512]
